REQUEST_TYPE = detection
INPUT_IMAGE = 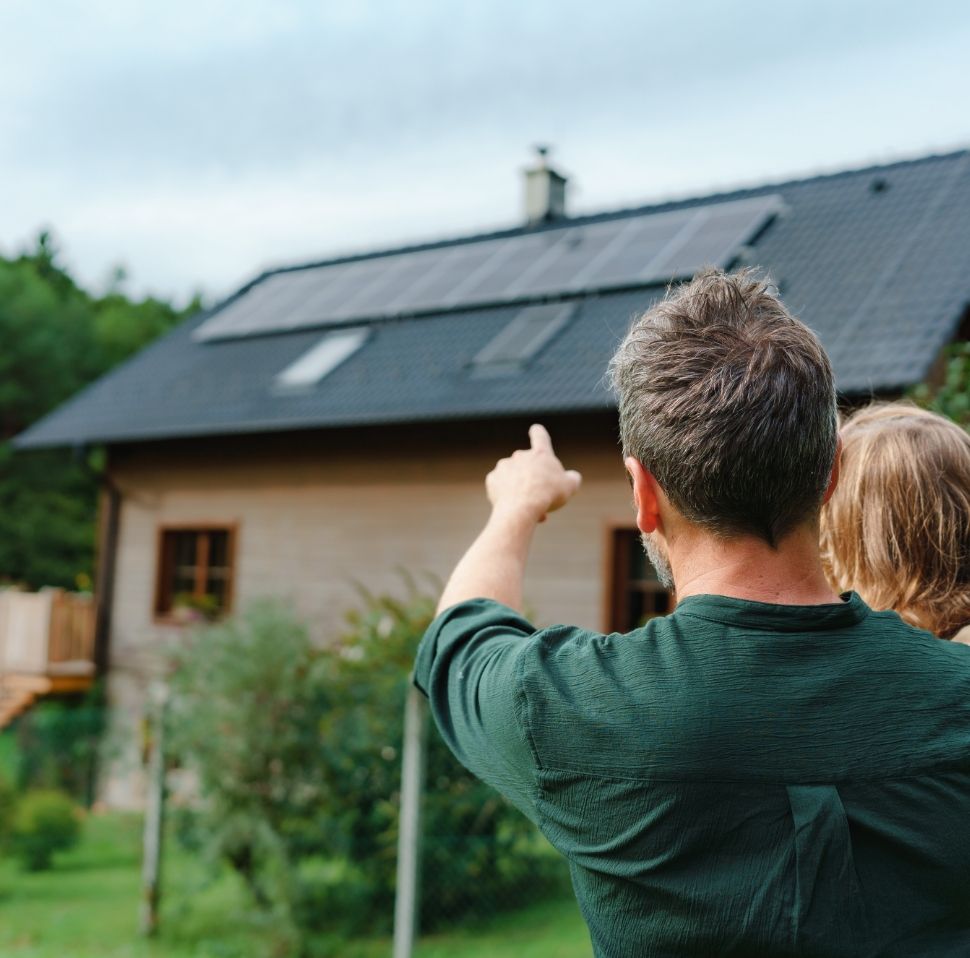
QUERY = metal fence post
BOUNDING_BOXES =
[140,683,169,937]
[393,685,428,958]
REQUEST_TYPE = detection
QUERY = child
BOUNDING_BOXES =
[821,402,970,642]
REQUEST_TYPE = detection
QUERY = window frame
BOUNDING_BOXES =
[603,525,673,633]
[153,522,238,624]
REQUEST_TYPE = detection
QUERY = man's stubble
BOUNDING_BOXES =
[641,531,675,591]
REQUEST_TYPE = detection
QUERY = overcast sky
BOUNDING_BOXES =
[1,0,968,305]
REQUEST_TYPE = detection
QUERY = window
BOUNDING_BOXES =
[470,303,576,377]
[155,527,235,620]
[274,327,369,392]
[607,528,673,632]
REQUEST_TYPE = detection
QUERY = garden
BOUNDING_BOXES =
[0,589,590,957]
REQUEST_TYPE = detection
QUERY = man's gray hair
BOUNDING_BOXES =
[608,268,838,546]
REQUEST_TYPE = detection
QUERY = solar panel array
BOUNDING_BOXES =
[195,194,783,342]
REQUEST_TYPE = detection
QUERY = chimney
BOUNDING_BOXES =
[523,145,567,224]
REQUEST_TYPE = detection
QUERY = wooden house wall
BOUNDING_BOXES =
[99,415,634,806]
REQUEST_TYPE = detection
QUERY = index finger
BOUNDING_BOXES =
[529,423,554,453]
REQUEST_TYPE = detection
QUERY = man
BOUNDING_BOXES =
[413,269,970,957]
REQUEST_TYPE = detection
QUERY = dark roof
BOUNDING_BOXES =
[16,149,970,449]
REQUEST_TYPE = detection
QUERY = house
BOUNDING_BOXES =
[15,148,970,806]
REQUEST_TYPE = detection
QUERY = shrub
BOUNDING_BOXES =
[9,788,81,870]
[167,600,329,920]
[168,590,563,953]
[325,587,564,931]
[911,340,970,427]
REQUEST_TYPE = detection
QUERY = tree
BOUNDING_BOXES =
[0,243,95,438]
[0,232,196,588]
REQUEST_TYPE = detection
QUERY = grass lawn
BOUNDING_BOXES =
[0,813,591,958]
[404,897,591,958]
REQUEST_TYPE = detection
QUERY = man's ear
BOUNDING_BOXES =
[822,436,843,506]
[624,457,661,534]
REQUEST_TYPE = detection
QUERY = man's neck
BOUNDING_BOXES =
[670,523,841,607]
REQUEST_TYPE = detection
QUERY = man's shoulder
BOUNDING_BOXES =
[518,602,970,783]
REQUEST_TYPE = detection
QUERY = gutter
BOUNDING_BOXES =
[74,444,121,678]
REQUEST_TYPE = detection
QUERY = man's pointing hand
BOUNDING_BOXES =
[486,424,583,524]
[436,424,581,613]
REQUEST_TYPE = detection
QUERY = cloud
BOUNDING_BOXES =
[0,0,968,300]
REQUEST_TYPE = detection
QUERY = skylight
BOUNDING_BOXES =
[274,328,369,391]
[471,303,577,376]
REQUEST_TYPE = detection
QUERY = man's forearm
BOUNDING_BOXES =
[436,507,539,615]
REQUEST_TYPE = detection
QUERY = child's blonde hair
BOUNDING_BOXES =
[820,402,970,638]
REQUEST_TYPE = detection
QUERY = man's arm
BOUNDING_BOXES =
[417,425,581,821]
[436,424,582,615]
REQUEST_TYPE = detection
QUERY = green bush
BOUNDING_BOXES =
[9,788,81,870]
[168,590,563,954]
[167,601,329,922]
[910,340,970,426]
[327,587,564,932]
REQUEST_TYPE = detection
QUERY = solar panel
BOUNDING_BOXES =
[199,270,326,340]
[577,209,701,289]
[376,248,458,312]
[507,221,621,298]
[449,233,559,306]
[436,241,516,307]
[397,242,506,312]
[287,259,384,326]
[647,196,783,280]
[329,252,426,318]
[194,194,782,342]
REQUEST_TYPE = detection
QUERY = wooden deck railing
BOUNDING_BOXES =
[0,589,96,726]
[48,590,97,669]
[0,589,96,676]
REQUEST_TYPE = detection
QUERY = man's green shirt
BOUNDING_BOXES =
[414,593,970,957]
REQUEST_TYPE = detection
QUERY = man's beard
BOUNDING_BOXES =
[640,531,674,590]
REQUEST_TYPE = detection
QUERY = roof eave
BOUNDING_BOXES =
[12,399,620,451]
